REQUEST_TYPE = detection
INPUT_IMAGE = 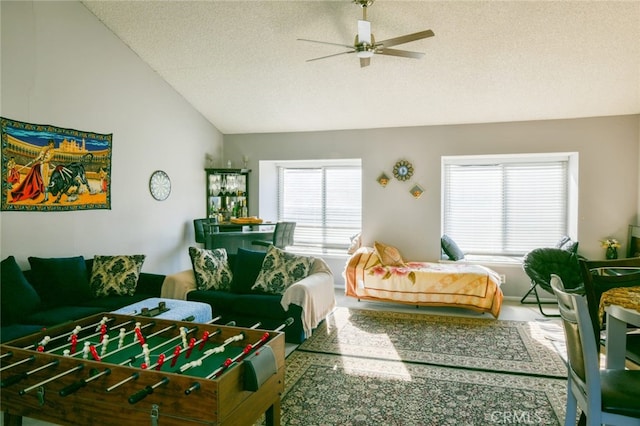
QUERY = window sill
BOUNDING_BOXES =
[289,247,350,259]
[440,254,523,267]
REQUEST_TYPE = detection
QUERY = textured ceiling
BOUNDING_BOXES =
[83,1,640,135]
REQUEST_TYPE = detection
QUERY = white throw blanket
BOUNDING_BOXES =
[280,257,336,338]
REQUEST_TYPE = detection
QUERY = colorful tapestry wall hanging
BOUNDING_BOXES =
[1,117,112,211]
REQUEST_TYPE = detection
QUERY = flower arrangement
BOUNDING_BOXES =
[601,238,621,259]
[600,238,621,249]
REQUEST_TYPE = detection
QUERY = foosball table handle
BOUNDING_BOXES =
[128,377,169,404]
[0,372,27,388]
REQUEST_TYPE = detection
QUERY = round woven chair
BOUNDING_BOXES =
[521,247,583,316]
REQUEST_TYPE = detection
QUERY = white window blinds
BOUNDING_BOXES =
[442,156,570,256]
[277,164,362,251]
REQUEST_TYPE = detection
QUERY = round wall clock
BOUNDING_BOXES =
[149,170,171,201]
[393,160,414,181]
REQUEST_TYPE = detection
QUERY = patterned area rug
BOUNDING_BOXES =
[281,351,567,426]
[298,307,567,378]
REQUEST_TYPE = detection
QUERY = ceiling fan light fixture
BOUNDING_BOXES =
[356,47,374,58]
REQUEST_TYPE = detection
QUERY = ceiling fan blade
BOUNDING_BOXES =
[307,50,355,62]
[360,57,371,68]
[376,29,434,48]
[297,38,354,50]
[376,48,425,59]
[357,20,371,44]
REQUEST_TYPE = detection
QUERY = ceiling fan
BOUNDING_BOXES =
[298,0,434,68]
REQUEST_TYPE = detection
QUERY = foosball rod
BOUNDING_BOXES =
[62,321,154,357]
[105,321,222,392]
[0,359,58,388]
[23,317,123,351]
[206,317,293,380]
[105,324,180,363]
[81,315,222,363]
[59,368,111,397]
[19,363,84,395]
[187,317,293,393]
[205,333,268,380]
[176,333,244,374]
[119,326,221,367]
[0,351,13,360]
[0,355,36,373]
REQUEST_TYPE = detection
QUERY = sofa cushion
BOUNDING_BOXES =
[233,294,290,319]
[252,246,312,295]
[189,247,233,291]
[28,256,91,307]
[1,324,46,344]
[1,256,41,325]
[441,234,465,261]
[374,241,405,266]
[90,255,146,297]
[230,248,266,294]
[23,305,105,326]
[79,294,152,311]
[187,289,239,314]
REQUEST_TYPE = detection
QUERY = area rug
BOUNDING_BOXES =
[280,351,567,426]
[298,307,567,378]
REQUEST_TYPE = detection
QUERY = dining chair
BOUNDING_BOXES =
[550,274,640,426]
[252,222,296,250]
[577,257,640,348]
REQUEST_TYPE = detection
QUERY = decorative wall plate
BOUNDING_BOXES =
[149,170,171,201]
[393,160,414,181]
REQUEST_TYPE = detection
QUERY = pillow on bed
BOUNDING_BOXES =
[374,241,405,266]
[441,234,465,261]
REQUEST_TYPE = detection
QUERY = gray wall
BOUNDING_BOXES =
[1,1,639,300]
[0,1,223,274]
[225,115,640,297]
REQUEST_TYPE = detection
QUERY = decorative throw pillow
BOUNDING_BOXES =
[89,255,145,297]
[230,248,266,294]
[556,235,579,254]
[188,247,233,291]
[441,234,465,261]
[28,255,91,307]
[251,246,312,295]
[1,256,41,324]
[374,241,405,266]
[347,232,362,255]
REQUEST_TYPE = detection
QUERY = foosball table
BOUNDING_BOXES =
[1,313,286,425]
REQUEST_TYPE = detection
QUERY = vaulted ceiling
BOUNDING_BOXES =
[83,1,640,134]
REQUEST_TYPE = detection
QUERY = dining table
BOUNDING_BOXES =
[601,285,640,369]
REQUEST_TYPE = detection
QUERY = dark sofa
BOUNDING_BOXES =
[1,255,164,343]
[163,248,335,344]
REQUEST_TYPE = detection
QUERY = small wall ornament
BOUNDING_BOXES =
[377,173,390,187]
[410,184,424,199]
[393,160,414,181]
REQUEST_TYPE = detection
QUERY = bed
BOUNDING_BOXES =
[344,247,504,318]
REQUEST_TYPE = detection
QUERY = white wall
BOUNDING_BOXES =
[225,115,640,297]
[0,1,222,274]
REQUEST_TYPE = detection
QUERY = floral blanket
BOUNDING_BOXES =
[344,247,503,318]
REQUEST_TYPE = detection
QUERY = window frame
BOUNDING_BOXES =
[441,152,579,258]
[259,158,362,255]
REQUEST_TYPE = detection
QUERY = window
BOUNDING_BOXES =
[262,159,362,254]
[442,153,578,257]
